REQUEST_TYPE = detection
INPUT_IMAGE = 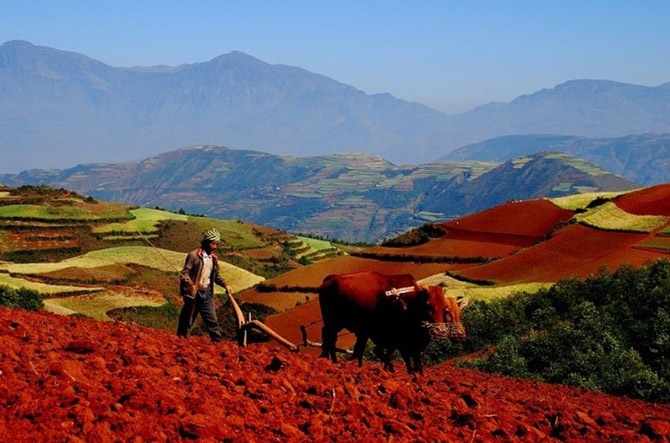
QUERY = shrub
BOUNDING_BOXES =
[479,335,531,378]
[455,259,670,403]
[0,285,44,310]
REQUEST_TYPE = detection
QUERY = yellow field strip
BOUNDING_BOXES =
[44,291,167,321]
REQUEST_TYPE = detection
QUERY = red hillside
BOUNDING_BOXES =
[454,223,669,284]
[439,199,574,237]
[614,183,670,216]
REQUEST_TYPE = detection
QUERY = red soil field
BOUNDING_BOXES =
[261,255,454,290]
[264,298,334,354]
[364,200,574,261]
[439,199,574,238]
[4,229,79,251]
[357,200,572,264]
[614,184,670,216]
[454,223,670,284]
[365,230,533,260]
[2,307,668,442]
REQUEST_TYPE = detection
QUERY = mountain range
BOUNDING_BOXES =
[1,40,670,173]
[444,133,670,186]
[0,147,638,243]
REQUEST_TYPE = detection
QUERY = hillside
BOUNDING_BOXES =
[446,80,670,149]
[443,133,670,186]
[0,185,348,323]
[0,149,638,243]
[2,41,670,173]
[1,184,669,442]
[2,306,669,442]
[241,184,670,362]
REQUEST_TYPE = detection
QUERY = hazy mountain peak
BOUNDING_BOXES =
[0,39,112,76]
[0,41,669,174]
[1,39,34,49]
[207,50,268,66]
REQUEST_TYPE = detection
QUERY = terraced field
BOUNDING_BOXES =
[0,186,343,321]
[245,184,670,350]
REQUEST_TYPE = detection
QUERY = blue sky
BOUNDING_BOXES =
[2,0,669,113]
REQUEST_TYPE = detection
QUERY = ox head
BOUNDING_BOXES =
[418,286,468,342]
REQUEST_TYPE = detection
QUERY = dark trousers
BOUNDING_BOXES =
[177,288,223,342]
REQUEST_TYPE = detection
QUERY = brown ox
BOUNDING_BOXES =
[318,271,467,373]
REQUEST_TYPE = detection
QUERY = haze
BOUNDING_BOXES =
[2,0,668,114]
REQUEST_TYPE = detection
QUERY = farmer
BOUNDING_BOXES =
[177,228,233,342]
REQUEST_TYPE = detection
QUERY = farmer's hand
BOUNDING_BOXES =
[225,285,233,295]
[188,284,198,297]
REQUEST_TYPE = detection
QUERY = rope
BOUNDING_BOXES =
[135,230,181,273]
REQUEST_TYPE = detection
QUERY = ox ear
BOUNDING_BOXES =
[457,296,469,310]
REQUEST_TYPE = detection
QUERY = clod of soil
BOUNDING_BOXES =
[1,307,668,442]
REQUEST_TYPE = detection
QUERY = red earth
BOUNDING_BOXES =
[453,223,670,284]
[614,184,670,216]
[2,307,669,442]
[262,255,454,290]
[364,228,533,261]
[438,199,575,238]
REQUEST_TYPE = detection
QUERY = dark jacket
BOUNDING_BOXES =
[179,248,227,298]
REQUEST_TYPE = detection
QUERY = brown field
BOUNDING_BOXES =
[3,307,668,442]
[2,229,79,251]
[251,255,459,291]
[614,183,670,216]
[635,234,670,252]
[365,229,534,260]
[237,291,314,312]
[452,223,669,284]
[241,246,284,260]
[264,298,333,355]
[364,199,575,268]
[35,263,137,284]
[438,198,574,237]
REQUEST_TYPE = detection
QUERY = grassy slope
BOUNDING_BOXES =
[0,186,344,323]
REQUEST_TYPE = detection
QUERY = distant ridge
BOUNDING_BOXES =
[0,40,448,172]
[0,147,639,243]
[443,133,670,186]
[1,40,669,172]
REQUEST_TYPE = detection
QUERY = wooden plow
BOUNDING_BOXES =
[226,290,352,355]
[133,230,349,353]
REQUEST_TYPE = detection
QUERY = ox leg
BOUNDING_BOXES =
[381,346,396,372]
[383,348,395,372]
[409,352,424,375]
[374,344,395,372]
[399,349,417,374]
[352,335,368,367]
[321,326,338,363]
[413,351,425,374]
